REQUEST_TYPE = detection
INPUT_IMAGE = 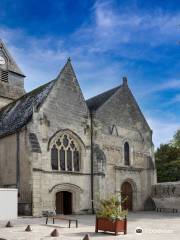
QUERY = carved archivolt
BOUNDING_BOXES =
[49,183,83,194]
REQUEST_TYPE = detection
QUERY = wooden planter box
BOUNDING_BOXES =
[95,216,127,235]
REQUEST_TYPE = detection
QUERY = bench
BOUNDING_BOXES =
[156,207,178,213]
[46,215,78,228]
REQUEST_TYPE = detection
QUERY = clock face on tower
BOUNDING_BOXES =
[0,56,5,65]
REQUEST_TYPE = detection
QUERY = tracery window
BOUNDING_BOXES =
[50,133,80,172]
[124,142,130,166]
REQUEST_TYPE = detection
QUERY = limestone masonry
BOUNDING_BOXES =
[0,40,156,216]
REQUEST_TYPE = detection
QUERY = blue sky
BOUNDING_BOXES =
[0,0,180,147]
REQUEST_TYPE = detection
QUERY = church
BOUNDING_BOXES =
[0,40,156,216]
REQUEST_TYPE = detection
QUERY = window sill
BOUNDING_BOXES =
[33,168,90,175]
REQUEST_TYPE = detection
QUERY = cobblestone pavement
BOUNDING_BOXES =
[0,211,180,240]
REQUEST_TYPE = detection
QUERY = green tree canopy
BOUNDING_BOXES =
[155,129,180,182]
[171,129,180,148]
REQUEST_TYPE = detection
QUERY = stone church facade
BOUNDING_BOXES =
[0,40,156,216]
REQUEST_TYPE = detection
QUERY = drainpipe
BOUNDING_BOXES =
[90,112,95,214]
[16,131,20,193]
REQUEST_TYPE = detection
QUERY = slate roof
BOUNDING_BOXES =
[0,80,55,138]
[0,39,25,76]
[86,85,121,111]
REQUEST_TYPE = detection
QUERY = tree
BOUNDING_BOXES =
[171,129,180,148]
[155,129,180,182]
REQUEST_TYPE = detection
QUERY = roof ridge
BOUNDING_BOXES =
[87,85,120,101]
[0,79,56,138]
[0,79,56,115]
[86,85,121,111]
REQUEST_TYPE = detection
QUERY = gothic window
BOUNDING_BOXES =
[50,133,81,172]
[51,145,58,170]
[124,142,130,166]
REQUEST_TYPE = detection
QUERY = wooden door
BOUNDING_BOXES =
[121,182,133,211]
[56,192,63,214]
[56,191,72,215]
[63,191,72,215]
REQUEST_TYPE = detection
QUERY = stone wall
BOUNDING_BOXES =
[0,134,17,187]
[0,96,13,109]
[92,83,156,210]
[0,130,32,215]
[152,182,180,210]
[28,63,92,216]
[0,80,25,101]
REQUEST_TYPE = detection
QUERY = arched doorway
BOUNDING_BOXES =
[121,182,133,211]
[56,191,72,214]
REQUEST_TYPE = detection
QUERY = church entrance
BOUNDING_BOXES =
[56,191,72,214]
[121,182,133,211]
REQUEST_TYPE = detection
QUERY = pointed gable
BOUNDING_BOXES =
[50,58,89,114]
[90,78,151,131]
[0,39,25,76]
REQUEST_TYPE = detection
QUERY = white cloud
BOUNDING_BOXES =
[138,79,180,97]
[90,0,180,50]
[147,117,180,148]
[0,1,179,150]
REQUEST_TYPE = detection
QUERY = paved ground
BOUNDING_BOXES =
[0,211,180,240]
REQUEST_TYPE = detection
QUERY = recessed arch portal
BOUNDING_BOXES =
[56,191,72,214]
[121,181,133,211]
[50,183,83,214]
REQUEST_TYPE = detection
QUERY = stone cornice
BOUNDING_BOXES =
[114,165,144,172]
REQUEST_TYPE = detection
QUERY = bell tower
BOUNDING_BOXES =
[0,40,25,108]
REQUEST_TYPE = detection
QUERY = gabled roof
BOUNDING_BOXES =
[86,85,121,111]
[0,58,84,138]
[0,39,25,76]
[0,80,55,138]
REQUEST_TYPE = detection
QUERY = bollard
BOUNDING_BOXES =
[50,229,59,237]
[5,221,13,227]
[25,225,32,232]
[83,234,90,240]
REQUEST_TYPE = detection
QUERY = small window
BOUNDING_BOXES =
[124,142,130,166]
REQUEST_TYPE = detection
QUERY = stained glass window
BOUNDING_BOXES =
[50,133,80,172]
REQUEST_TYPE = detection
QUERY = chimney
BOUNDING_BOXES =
[122,76,128,86]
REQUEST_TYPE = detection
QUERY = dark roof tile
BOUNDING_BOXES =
[0,80,55,138]
[86,85,121,111]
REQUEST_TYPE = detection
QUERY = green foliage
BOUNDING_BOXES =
[155,129,180,182]
[96,194,127,221]
[171,129,180,148]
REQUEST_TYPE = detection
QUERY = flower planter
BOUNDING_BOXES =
[95,216,127,235]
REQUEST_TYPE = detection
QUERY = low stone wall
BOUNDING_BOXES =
[152,181,180,210]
